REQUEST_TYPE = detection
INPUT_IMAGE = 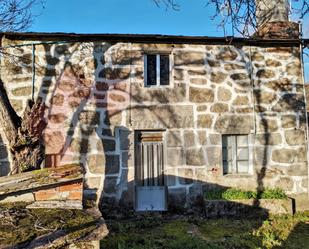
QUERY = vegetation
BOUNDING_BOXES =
[101,212,309,249]
[204,188,287,200]
[0,202,98,247]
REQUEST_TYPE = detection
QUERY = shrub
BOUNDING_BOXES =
[204,188,287,200]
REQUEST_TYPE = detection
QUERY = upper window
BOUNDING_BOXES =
[222,135,249,175]
[144,54,170,87]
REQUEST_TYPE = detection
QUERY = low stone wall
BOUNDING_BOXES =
[0,165,83,209]
[204,199,293,218]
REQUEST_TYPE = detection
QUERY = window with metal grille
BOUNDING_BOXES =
[144,54,170,87]
[222,135,249,174]
[135,131,165,186]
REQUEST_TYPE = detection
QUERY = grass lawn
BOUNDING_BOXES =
[101,212,309,249]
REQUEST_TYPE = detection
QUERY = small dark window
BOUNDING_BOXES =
[222,135,249,174]
[145,54,170,86]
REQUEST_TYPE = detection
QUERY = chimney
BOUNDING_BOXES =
[254,0,299,39]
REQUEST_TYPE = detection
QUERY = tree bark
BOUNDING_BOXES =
[0,79,46,174]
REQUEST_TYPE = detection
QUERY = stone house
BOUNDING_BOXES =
[0,2,309,212]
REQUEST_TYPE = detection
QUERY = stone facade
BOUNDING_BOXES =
[0,34,308,211]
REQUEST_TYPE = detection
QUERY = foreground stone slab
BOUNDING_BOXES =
[0,165,83,209]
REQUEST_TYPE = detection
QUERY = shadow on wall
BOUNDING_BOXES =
[0,41,307,248]
[0,134,10,176]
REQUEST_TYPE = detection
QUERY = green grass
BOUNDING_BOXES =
[204,188,287,200]
[101,212,309,249]
[0,202,98,247]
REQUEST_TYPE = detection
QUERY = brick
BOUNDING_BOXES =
[59,182,83,192]
[68,191,83,200]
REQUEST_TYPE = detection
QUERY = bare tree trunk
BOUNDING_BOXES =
[0,79,46,174]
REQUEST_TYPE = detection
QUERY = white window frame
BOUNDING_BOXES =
[144,54,172,87]
[222,134,253,175]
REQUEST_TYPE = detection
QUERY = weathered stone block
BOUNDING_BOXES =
[254,90,277,105]
[264,78,292,91]
[217,87,232,101]
[184,130,196,147]
[11,86,33,96]
[197,105,208,112]
[281,115,296,128]
[99,67,130,80]
[272,94,305,112]
[188,69,206,76]
[255,133,282,145]
[174,52,204,66]
[166,130,182,147]
[178,168,193,184]
[256,69,275,78]
[78,111,100,125]
[285,130,305,146]
[224,63,245,71]
[266,59,281,67]
[206,147,222,166]
[216,48,238,61]
[131,105,194,128]
[210,103,229,113]
[197,114,213,128]
[189,87,214,103]
[286,62,301,77]
[190,78,208,85]
[272,148,306,164]
[215,115,253,134]
[167,148,183,166]
[186,148,205,166]
[258,118,278,132]
[233,96,249,105]
[168,187,186,209]
[210,72,227,83]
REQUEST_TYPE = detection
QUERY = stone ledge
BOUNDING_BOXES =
[0,164,83,196]
[0,165,84,209]
[27,200,83,209]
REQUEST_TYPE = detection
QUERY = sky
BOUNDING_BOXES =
[30,0,228,36]
[30,0,309,81]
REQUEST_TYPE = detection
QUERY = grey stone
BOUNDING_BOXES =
[119,129,131,150]
[174,52,204,66]
[178,168,193,185]
[197,114,213,128]
[184,130,196,147]
[216,48,238,61]
[166,130,182,147]
[217,87,232,101]
[255,133,282,145]
[210,103,229,113]
[258,118,278,132]
[168,187,187,209]
[233,96,249,105]
[131,105,194,128]
[215,115,254,134]
[210,72,227,83]
[285,130,305,146]
[167,148,183,166]
[206,147,222,166]
[189,87,214,103]
[256,69,275,78]
[209,134,221,145]
[186,148,205,166]
[271,148,301,163]
[281,115,296,128]
[276,177,294,191]
[272,94,305,112]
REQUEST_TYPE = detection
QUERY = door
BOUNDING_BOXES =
[135,131,167,211]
